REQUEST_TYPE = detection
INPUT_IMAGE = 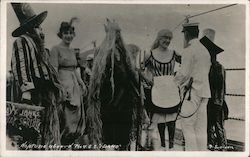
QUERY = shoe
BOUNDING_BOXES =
[169,147,175,151]
[159,146,166,151]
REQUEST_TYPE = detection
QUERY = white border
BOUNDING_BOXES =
[1,0,249,157]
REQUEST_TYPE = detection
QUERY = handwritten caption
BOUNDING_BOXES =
[20,142,121,150]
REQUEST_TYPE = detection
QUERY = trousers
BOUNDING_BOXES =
[207,104,227,148]
[181,91,208,151]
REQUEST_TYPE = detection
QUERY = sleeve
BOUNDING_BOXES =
[220,65,226,104]
[174,50,182,64]
[174,49,193,87]
[144,50,152,67]
[11,37,35,93]
[49,46,59,72]
[213,63,225,106]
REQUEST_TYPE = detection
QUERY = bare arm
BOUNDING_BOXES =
[49,47,59,72]
[74,69,87,96]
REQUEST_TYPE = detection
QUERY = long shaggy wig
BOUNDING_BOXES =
[86,19,139,145]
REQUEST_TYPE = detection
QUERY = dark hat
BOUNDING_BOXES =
[11,3,47,37]
[57,22,75,38]
[182,22,199,32]
[200,36,224,55]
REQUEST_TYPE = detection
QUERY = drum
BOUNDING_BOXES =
[151,76,180,113]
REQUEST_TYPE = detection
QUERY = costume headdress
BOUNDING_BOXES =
[200,28,224,55]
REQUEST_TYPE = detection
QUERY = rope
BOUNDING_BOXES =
[228,117,245,121]
[225,94,245,97]
[225,68,245,71]
[172,19,186,31]
[188,4,237,19]
[172,4,237,31]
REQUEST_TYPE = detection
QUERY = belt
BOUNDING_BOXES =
[59,66,76,71]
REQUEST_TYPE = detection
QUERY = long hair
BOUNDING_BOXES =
[151,29,173,51]
[86,19,137,144]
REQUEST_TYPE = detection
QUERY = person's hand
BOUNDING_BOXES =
[22,91,31,100]
[144,112,151,125]
[21,91,32,104]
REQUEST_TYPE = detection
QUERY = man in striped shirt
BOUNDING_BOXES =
[10,3,61,146]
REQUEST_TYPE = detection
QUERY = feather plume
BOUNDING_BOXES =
[69,17,79,26]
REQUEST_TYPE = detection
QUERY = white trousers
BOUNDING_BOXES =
[181,92,208,151]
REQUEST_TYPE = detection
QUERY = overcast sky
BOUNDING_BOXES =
[5,2,246,91]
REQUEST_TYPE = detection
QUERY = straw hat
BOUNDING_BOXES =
[11,3,47,37]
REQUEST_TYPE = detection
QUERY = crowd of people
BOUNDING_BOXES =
[6,3,229,151]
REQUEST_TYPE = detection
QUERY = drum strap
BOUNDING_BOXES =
[179,101,201,118]
[187,88,192,101]
[175,77,194,121]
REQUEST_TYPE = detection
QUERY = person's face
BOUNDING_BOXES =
[159,36,171,49]
[61,30,75,45]
[29,25,45,42]
[87,60,93,68]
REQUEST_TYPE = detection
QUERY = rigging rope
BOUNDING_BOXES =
[226,93,245,97]
[188,4,237,19]
[225,68,245,71]
[228,117,245,121]
[172,4,237,31]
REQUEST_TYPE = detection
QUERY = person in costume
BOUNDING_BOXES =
[10,3,62,146]
[174,23,211,151]
[201,28,228,150]
[83,54,94,87]
[144,29,181,150]
[50,18,87,145]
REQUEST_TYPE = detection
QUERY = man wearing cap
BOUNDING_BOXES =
[10,3,62,146]
[174,23,211,151]
[201,29,228,150]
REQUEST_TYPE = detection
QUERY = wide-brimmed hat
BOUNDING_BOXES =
[11,3,47,37]
[200,28,224,55]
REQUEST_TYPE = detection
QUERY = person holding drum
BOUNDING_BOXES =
[144,29,181,150]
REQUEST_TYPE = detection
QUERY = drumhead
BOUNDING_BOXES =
[151,76,180,109]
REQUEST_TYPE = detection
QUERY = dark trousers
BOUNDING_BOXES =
[207,104,227,148]
[158,121,176,148]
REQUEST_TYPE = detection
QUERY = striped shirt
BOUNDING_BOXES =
[145,50,181,77]
[11,35,53,93]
